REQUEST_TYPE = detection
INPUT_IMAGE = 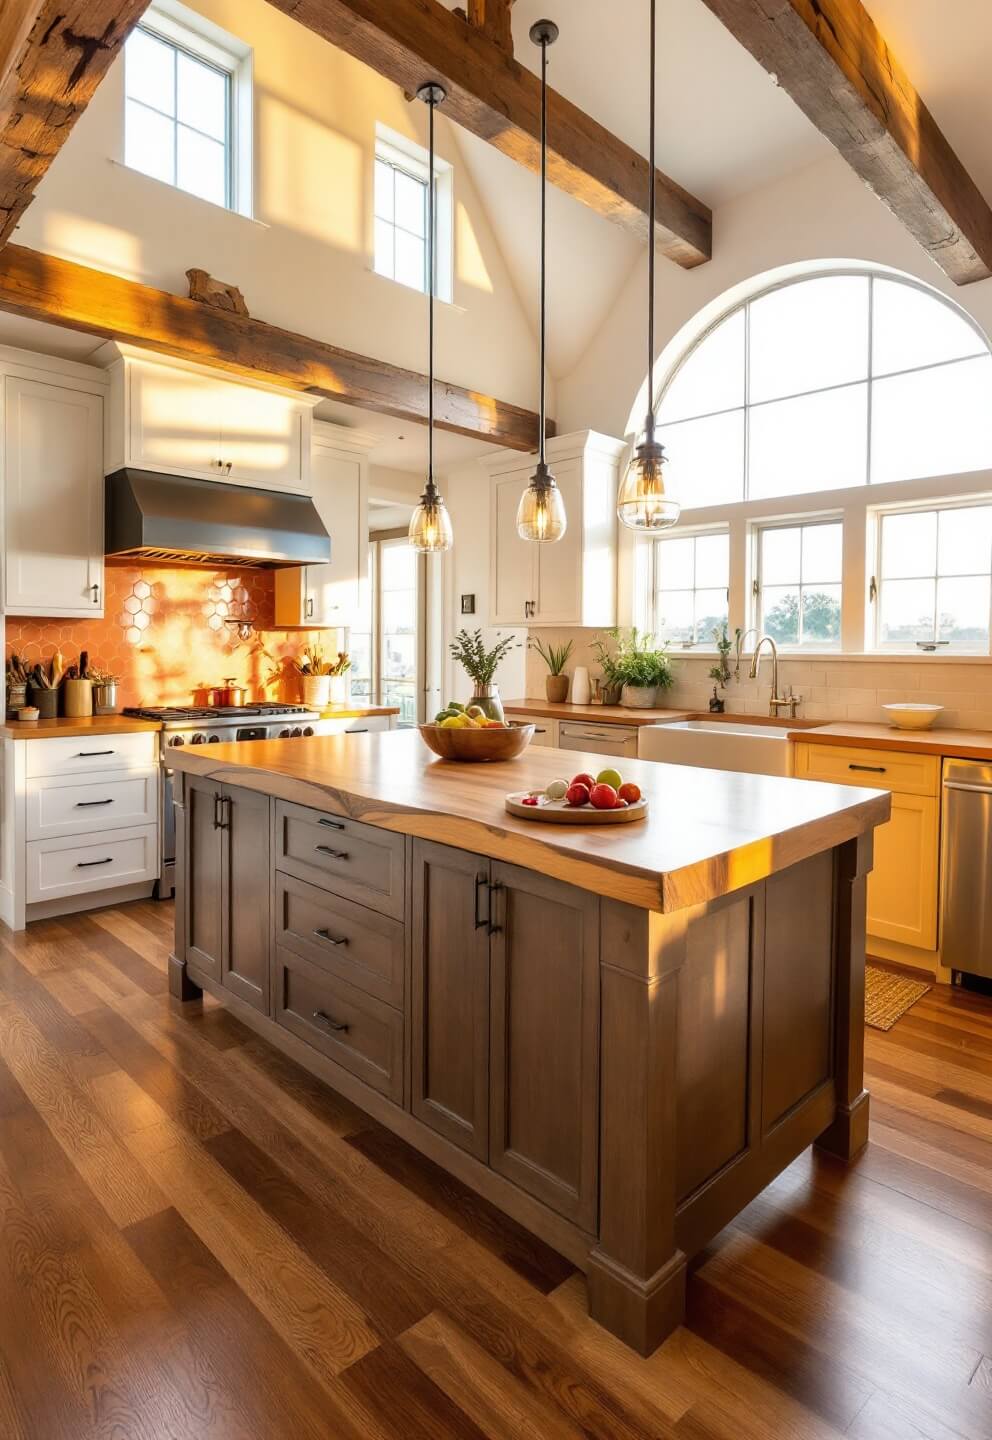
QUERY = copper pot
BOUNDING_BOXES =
[210,679,247,707]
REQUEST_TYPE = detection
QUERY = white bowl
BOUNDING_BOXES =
[881,703,944,731]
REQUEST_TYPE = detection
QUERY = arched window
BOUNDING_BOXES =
[637,270,992,655]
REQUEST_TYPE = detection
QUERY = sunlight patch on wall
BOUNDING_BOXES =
[39,213,144,280]
[456,201,493,294]
[260,95,362,251]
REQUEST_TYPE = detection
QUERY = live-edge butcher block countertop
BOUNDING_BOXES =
[169,727,890,914]
[0,715,162,740]
[792,720,992,761]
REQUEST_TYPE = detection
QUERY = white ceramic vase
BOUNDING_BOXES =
[571,666,591,705]
[301,674,331,708]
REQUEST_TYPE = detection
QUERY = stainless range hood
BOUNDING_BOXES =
[105,468,331,569]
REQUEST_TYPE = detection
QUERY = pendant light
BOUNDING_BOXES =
[616,0,680,533]
[516,20,567,545]
[409,83,454,554]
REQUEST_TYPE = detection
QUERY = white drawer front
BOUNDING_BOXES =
[26,772,158,841]
[26,825,159,902]
[26,732,158,779]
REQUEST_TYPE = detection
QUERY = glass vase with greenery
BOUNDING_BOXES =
[449,629,519,721]
[529,637,573,703]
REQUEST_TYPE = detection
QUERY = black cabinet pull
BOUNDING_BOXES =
[77,857,113,868]
[213,793,230,829]
[314,844,348,860]
[474,873,489,930]
[349,728,369,734]
[318,817,346,831]
[848,763,887,774]
[75,798,114,808]
[533,728,547,735]
[313,927,348,947]
[77,750,115,757]
[487,880,504,936]
[312,1010,349,1034]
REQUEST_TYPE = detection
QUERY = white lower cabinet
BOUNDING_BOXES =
[506,713,558,747]
[26,772,158,841]
[26,827,159,903]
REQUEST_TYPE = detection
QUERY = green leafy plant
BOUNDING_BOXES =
[708,625,734,688]
[591,633,624,691]
[609,628,674,691]
[449,629,519,686]
[529,636,573,676]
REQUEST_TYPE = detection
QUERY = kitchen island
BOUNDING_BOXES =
[168,730,890,1354]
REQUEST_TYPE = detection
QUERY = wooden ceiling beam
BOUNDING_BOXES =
[457,0,516,56]
[265,0,712,268]
[0,244,545,450]
[698,0,992,285]
[0,1,151,247]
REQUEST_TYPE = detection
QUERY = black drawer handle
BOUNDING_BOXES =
[848,763,887,774]
[533,728,547,735]
[77,857,113,868]
[474,873,489,930]
[349,728,369,734]
[77,750,115,757]
[313,927,348,947]
[75,798,114,808]
[314,844,349,860]
[487,880,503,936]
[313,1009,349,1034]
[318,817,346,831]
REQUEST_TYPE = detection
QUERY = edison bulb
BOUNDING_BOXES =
[409,492,453,553]
[616,437,680,532]
[516,467,567,543]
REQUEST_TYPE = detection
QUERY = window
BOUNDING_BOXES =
[124,4,251,214]
[874,504,992,651]
[657,273,992,509]
[351,535,425,724]
[651,531,729,646]
[755,520,843,648]
[374,130,453,299]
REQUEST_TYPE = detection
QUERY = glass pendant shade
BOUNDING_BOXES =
[409,487,453,553]
[516,465,567,542]
[616,436,680,532]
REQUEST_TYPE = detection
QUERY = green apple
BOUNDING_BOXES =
[597,767,623,791]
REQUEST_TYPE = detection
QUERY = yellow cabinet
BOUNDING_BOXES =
[793,742,940,954]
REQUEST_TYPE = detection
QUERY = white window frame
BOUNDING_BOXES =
[124,0,253,217]
[374,126,453,303]
[639,526,731,651]
[752,516,844,651]
[869,496,992,654]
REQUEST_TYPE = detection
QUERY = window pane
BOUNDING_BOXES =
[879,577,935,644]
[881,510,936,579]
[660,410,745,509]
[802,522,843,582]
[749,276,869,403]
[761,526,800,585]
[694,589,729,641]
[871,356,992,484]
[694,532,729,589]
[125,99,175,184]
[761,587,800,645]
[177,126,227,206]
[657,536,694,590]
[177,52,227,141]
[802,586,841,643]
[659,309,745,423]
[374,159,394,221]
[937,576,990,647]
[374,218,394,278]
[656,590,693,644]
[937,506,992,578]
[126,28,175,115]
[872,279,984,377]
[749,384,868,499]
[394,169,426,237]
[394,229,426,291]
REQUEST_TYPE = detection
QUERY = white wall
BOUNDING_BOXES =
[17,0,542,416]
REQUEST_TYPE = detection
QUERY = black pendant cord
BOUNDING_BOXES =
[646,0,657,445]
[539,31,548,471]
[427,87,437,497]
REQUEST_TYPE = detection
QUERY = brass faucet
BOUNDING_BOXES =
[748,635,802,718]
[733,628,761,683]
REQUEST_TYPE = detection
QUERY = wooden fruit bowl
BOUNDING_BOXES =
[419,722,535,763]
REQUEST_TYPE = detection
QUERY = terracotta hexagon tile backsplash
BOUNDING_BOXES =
[5,563,323,708]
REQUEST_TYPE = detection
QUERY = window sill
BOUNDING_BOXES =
[365,264,466,314]
[669,648,992,665]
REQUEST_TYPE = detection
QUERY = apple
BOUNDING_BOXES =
[614,797,629,809]
[618,782,641,805]
[571,772,596,791]
[589,782,618,810]
[565,783,590,807]
[596,767,624,791]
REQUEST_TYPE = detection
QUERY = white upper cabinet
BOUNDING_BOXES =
[4,370,106,618]
[274,422,373,628]
[487,431,624,628]
[100,345,317,494]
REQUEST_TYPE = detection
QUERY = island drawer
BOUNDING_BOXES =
[793,742,940,797]
[275,872,405,1008]
[274,947,403,1103]
[274,801,405,920]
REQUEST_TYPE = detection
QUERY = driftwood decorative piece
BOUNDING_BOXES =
[186,268,250,317]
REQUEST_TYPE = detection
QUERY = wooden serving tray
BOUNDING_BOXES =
[505,791,648,825]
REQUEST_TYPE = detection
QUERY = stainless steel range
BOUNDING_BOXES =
[124,703,320,900]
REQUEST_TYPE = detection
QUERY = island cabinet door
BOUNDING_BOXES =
[185,775,224,982]
[488,863,600,1232]
[411,840,491,1160]
[221,785,271,1014]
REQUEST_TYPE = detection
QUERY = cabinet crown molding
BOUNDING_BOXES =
[477,428,626,476]
[93,341,323,409]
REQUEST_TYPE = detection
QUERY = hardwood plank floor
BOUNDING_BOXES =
[1,898,991,1439]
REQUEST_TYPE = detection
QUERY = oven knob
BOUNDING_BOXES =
[170,735,185,747]
[303,726,314,737]
[279,727,291,738]
[208,734,221,742]
[191,732,207,744]
[291,727,303,738]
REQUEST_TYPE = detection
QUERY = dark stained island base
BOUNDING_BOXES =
[168,729,890,1355]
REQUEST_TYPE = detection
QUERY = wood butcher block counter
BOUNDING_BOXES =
[0,714,161,740]
[168,729,890,1355]
[793,720,992,761]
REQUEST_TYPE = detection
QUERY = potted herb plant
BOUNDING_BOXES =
[610,628,674,708]
[529,637,573,703]
[708,625,734,712]
[449,629,519,721]
[591,633,624,706]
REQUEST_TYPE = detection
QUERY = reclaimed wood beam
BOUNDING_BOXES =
[0,244,544,449]
[456,0,516,56]
[698,0,992,285]
[0,1,151,247]
[265,0,712,268]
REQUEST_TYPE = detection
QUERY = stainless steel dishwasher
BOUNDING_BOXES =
[557,720,640,759]
[940,757,992,981]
